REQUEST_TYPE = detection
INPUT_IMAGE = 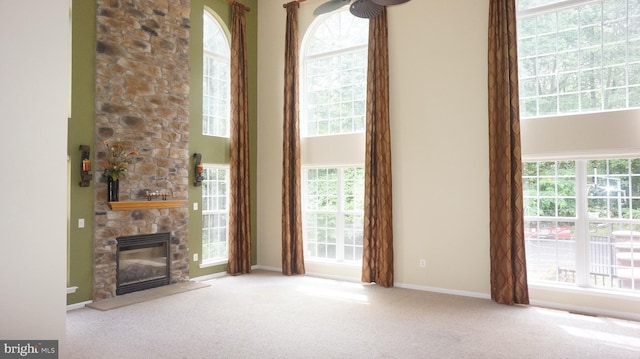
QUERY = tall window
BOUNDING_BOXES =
[518,1,640,294]
[303,167,364,262]
[303,10,368,136]
[202,165,229,264]
[301,10,368,264]
[517,0,640,117]
[203,12,230,137]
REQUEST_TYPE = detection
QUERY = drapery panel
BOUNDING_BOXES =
[487,0,529,304]
[361,8,394,288]
[281,1,305,275]
[227,2,252,275]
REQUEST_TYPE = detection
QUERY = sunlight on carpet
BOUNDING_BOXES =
[560,325,640,351]
[296,282,369,304]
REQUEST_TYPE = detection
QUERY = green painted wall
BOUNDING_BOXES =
[67,0,259,305]
[188,0,259,278]
[67,0,96,305]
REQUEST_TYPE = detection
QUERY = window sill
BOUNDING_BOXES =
[108,200,186,210]
[528,281,640,301]
[528,281,640,320]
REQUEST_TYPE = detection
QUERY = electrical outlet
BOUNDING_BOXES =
[78,218,85,228]
[193,253,198,262]
[419,259,426,268]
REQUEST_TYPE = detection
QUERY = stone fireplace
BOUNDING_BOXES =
[92,0,191,301]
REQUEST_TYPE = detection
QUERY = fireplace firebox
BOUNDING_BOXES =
[116,232,170,295]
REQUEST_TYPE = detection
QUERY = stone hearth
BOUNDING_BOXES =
[92,0,191,301]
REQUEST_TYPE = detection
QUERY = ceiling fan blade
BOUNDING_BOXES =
[313,0,351,16]
[371,0,410,5]
[349,0,384,19]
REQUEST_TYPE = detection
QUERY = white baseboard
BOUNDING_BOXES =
[253,266,364,285]
[252,265,281,272]
[253,266,490,300]
[67,300,92,312]
[395,282,492,300]
[190,271,229,282]
[190,265,273,282]
[303,271,362,283]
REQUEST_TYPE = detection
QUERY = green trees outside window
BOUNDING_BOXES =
[517,0,640,117]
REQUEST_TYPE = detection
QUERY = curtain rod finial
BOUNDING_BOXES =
[228,0,251,12]
[284,0,307,8]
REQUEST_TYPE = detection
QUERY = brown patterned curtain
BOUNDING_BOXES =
[227,2,251,275]
[361,8,393,288]
[487,0,529,304]
[281,1,305,276]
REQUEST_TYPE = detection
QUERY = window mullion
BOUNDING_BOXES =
[336,168,345,261]
[575,160,590,286]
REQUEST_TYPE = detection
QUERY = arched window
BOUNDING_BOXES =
[302,10,369,137]
[203,11,230,137]
[201,11,230,266]
[300,10,368,264]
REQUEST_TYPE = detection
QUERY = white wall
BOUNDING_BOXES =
[257,0,491,294]
[257,0,640,320]
[0,0,69,345]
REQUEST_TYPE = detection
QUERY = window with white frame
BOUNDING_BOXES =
[303,167,364,263]
[523,158,640,291]
[518,1,640,294]
[517,0,640,118]
[302,10,368,137]
[201,165,229,264]
[203,12,230,137]
[300,10,368,265]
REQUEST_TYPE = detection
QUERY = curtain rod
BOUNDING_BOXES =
[283,0,307,8]
[226,0,250,12]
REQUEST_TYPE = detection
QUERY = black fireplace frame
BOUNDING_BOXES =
[116,232,171,295]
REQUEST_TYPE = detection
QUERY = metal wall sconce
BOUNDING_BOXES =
[193,153,203,187]
[79,144,93,187]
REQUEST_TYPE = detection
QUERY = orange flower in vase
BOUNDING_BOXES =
[102,140,138,181]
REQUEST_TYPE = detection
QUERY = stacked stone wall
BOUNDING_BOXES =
[93,0,191,301]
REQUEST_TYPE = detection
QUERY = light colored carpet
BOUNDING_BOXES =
[66,270,640,358]
[85,281,210,311]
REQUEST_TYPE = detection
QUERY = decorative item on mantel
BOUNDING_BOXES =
[193,153,203,187]
[102,140,138,202]
[146,190,171,201]
[79,144,92,187]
